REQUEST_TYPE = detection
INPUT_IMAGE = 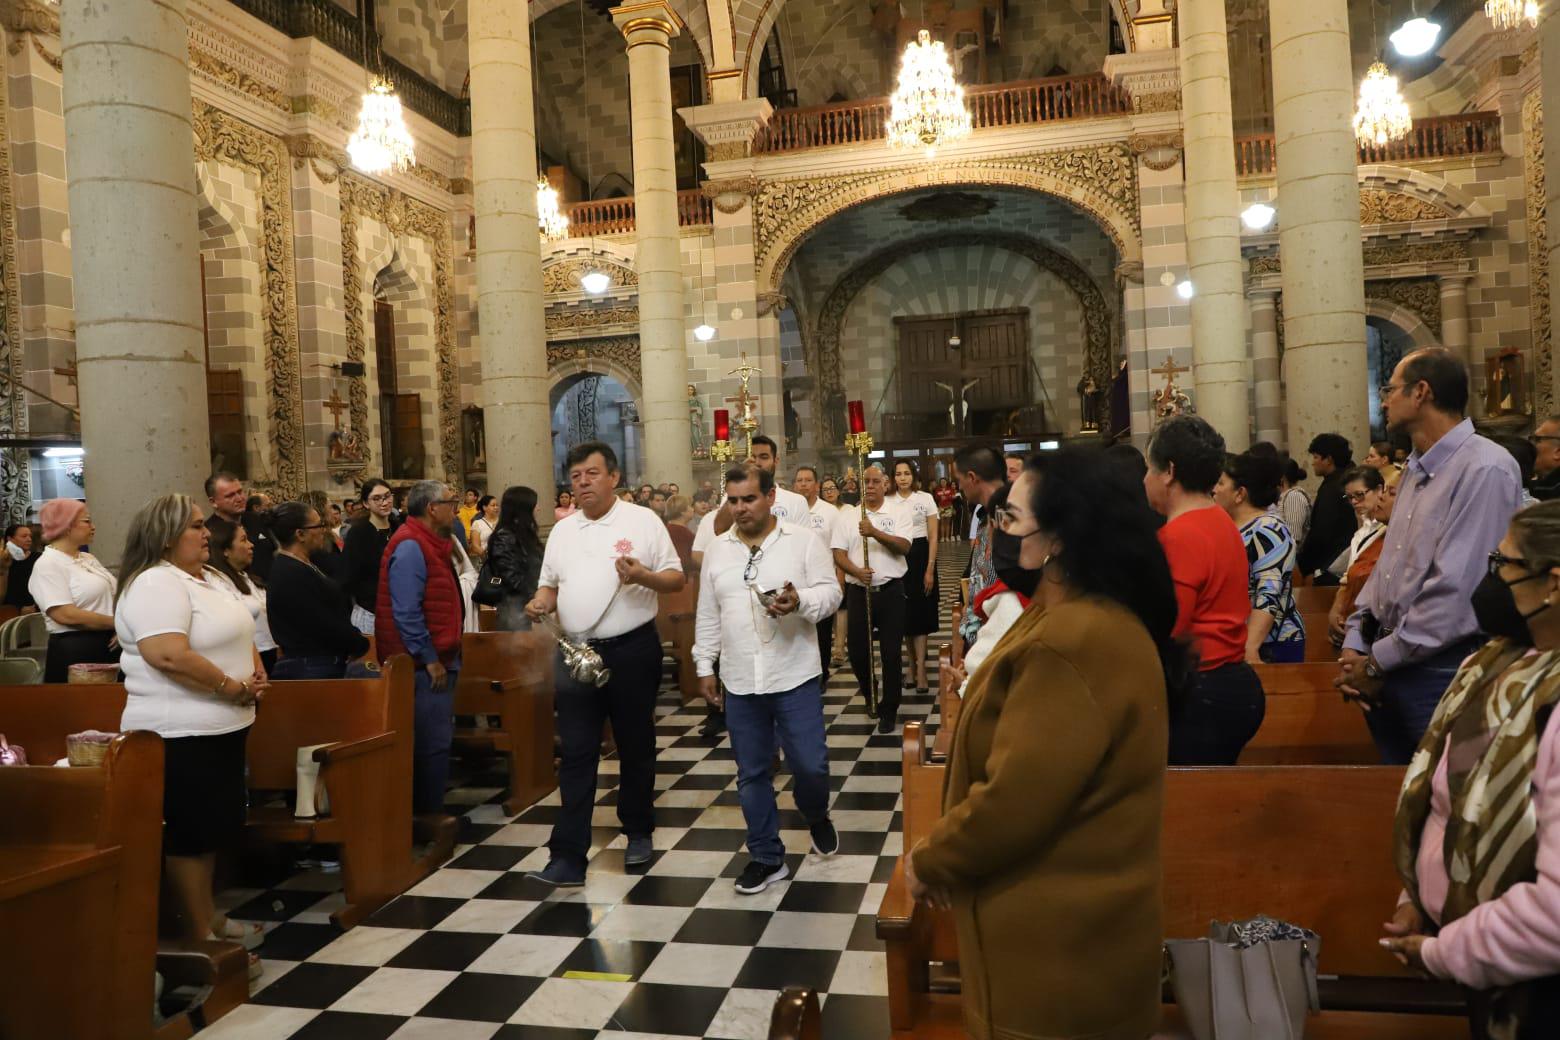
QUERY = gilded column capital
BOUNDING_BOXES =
[678,98,774,163]
[610,1,683,43]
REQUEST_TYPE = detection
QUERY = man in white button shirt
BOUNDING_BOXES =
[694,463,842,894]
[524,441,686,887]
[793,465,843,678]
[832,465,911,732]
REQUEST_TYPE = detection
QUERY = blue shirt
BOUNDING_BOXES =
[1344,419,1522,671]
[386,539,462,669]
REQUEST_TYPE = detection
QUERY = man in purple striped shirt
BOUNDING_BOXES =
[1339,349,1523,764]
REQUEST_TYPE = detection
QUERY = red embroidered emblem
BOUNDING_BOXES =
[614,538,635,556]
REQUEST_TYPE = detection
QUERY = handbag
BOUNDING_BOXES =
[0,734,25,765]
[472,557,506,607]
[1164,916,1321,1040]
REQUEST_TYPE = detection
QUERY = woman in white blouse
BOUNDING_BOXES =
[469,494,498,558]
[891,460,941,694]
[115,495,267,955]
[28,498,119,682]
[205,516,277,674]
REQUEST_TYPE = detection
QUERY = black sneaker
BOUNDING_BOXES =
[527,858,586,887]
[809,819,840,858]
[876,712,898,734]
[734,859,789,894]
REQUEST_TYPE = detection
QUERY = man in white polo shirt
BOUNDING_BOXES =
[832,464,910,733]
[792,464,843,679]
[694,463,842,894]
[525,441,685,887]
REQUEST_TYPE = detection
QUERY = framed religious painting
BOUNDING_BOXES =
[1485,347,1525,417]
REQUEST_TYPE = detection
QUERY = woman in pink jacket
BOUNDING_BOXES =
[1385,500,1560,1037]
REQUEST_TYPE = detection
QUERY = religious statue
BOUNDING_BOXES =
[1152,357,1195,422]
[728,354,760,429]
[688,384,708,458]
[1485,348,1526,417]
[934,378,981,435]
[1076,373,1103,433]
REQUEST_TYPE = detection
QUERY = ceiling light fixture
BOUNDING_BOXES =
[1353,61,1412,147]
[575,0,608,296]
[1484,0,1539,32]
[1390,17,1441,57]
[1241,202,1277,231]
[536,178,569,242]
[885,29,971,158]
[693,324,716,342]
[347,1,415,175]
[580,271,611,295]
[1176,280,1195,300]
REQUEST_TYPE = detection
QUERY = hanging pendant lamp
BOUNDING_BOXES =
[1484,1,1539,32]
[347,1,416,175]
[537,178,569,242]
[1353,61,1412,148]
[885,29,971,157]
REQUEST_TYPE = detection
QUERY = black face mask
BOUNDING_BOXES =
[991,527,1041,599]
[1471,570,1551,646]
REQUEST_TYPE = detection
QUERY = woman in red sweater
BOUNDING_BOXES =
[1143,415,1266,763]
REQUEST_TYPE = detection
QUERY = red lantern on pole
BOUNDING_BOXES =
[713,408,730,443]
[847,400,866,435]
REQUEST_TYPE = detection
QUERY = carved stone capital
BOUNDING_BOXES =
[757,291,790,316]
[1114,260,1145,287]
[1128,131,1184,171]
[0,0,59,38]
[678,98,775,160]
[701,176,761,214]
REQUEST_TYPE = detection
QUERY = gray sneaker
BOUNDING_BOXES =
[624,836,654,866]
[528,858,586,887]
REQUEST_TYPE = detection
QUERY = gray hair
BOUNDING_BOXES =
[406,480,448,518]
[117,494,201,602]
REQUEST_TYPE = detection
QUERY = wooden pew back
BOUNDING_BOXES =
[1294,586,1337,614]
[454,630,552,716]
[1243,663,1376,765]
[901,723,960,963]
[1303,613,1338,661]
[246,662,409,789]
[454,630,557,813]
[0,683,127,764]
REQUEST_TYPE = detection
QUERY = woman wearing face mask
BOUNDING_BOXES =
[906,447,1192,1040]
[1382,500,1560,1038]
[943,487,1030,697]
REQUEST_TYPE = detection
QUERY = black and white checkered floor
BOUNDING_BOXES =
[200,543,969,1040]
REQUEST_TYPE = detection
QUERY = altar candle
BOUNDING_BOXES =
[713,409,730,443]
[847,400,866,435]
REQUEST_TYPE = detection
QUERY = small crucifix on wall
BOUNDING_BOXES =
[324,388,349,432]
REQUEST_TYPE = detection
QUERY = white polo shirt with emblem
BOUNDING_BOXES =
[693,482,816,555]
[539,499,682,640]
[831,502,909,587]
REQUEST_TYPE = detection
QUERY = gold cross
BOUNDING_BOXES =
[324,388,349,431]
[1151,357,1187,383]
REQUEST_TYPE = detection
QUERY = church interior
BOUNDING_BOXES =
[2,0,1559,1037]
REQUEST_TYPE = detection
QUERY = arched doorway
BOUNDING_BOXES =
[551,371,642,487]
[1366,316,1418,442]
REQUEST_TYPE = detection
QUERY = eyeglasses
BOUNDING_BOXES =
[993,506,1025,532]
[366,493,393,503]
[1343,490,1372,503]
[743,546,764,584]
[1488,550,1531,576]
[1531,435,1560,446]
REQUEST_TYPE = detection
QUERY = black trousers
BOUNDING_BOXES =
[1168,660,1266,765]
[816,613,835,675]
[845,580,905,719]
[548,622,662,868]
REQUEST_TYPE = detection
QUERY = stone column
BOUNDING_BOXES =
[1249,290,1283,444]
[1439,273,1472,367]
[1270,0,1369,456]
[469,0,554,522]
[1178,0,1250,448]
[614,2,692,490]
[61,0,208,564]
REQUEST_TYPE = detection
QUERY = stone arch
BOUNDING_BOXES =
[549,354,644,406]
[754,149,1140,294]
[810,231,1116,446]
[793,57,872,108]
[1364,298,1439,351]
[592,172,635,200]
[548,350,645,483]
[1357,164,1494,222]
[530,0,717,71]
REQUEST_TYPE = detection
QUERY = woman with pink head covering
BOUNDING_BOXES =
[27,498,119,682]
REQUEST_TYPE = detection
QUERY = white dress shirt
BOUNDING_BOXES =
[539,499,682,639]
[831,503,909,586]
[693,483,817,554]
[693,520,842,694]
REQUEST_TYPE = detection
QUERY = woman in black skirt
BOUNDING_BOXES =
[28,498,119,682]
[891,460,940,693]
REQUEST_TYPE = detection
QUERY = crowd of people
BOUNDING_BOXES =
[15,346,1560,1033]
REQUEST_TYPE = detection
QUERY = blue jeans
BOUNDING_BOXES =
[1169,661,1266,765]
[272,655,347,680]
[724,677,832,865]
[1260,638,1306,664]
[413,666,457,815]
[1366,640,1480,765]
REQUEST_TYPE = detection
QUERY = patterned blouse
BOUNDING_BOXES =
[1239,512,1303,646]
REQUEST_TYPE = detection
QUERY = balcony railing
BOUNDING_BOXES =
[562,190,713,239]
[230,0,470,136]
[753,73,1131,154]
[1235,111,1502,176]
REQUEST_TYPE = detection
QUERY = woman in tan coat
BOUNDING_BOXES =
[907,447,1192,1040]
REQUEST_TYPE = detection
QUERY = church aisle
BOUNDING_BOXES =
[197,545,970,1039]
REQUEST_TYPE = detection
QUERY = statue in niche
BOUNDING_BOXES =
[688,384,708,458]
[1486,348,1526,417]
[1076,373,1103,433]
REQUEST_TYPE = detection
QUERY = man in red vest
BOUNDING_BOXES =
[376,479,465,815]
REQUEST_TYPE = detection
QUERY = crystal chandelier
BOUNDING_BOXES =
[1484,0,1539,31]
[1353,62,1412,147]
[886,29,971,157]
[348,77,417,175]
[536,179,569,242]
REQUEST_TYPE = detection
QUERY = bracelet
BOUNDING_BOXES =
[214,675,229,697]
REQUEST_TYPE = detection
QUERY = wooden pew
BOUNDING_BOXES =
[1295,585,1337,614]
[931,643,960,762]
[878,723,1466,1038]
[1243,663,1377,765]
[1303,612,1339,661]
[0,732,248,1040]
[657,577,700,704]
[452,631,556,815]
[0,656,453,930]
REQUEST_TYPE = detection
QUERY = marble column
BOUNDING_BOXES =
[1249,290,1283,444]
[1439,273,1472,366]
[469,0,554,523]
[1269,0,1369,457]
[60,0,207,564]
[613,1,692,490]
[1178,0,1250,448]
[1543,1,1560,409]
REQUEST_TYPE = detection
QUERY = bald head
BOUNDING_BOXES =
[862,464,889,508]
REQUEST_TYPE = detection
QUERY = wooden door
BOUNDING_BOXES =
[207,369,246,478]
[895,317,960,417]
[894,310,1029,438]
[389,392,425,480]
[374,299,397,472]
[961,311,1029,411]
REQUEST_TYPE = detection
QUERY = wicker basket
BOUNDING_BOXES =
[66,731,116,767]
[68,662,120,684]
